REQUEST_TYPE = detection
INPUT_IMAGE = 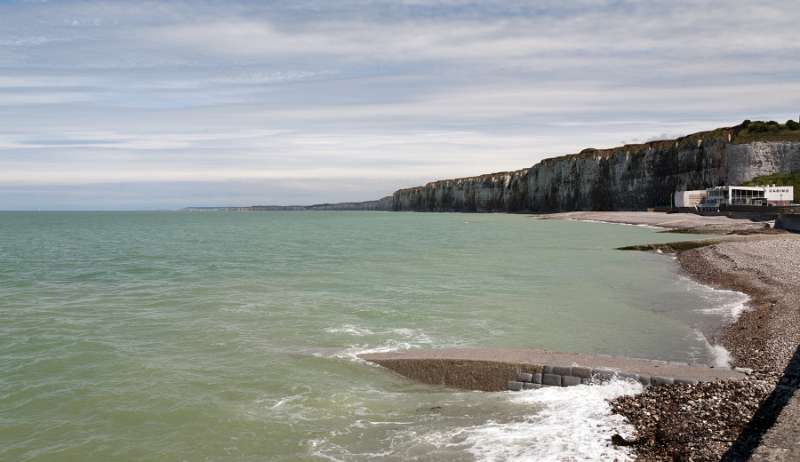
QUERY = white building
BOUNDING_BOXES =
[700,185,794,207]
[764,185,794,206]
[673,190,708,208]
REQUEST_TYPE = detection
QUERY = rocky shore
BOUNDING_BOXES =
[610,234,800,460]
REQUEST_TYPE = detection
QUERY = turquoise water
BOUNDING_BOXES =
[0,212,741,461]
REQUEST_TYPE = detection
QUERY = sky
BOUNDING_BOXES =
[1,0,799,210]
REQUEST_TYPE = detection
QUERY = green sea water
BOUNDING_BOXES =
[0,212,746,461]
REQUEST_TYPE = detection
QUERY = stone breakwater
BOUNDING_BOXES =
[506,365,712,392]
[390,127,800,212]
[360,348,744,393]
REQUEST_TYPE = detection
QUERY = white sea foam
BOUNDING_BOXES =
[325,324,433,341]
[322,329,434,364]
[677,276,748,368]
[325,324,375,336]
[268,393,305,409]
[332,340,419,363]
[691,329,734,368]
[567,218,663,230]
[708,344,733,369]
[389,327,434,344]
[320,325,435,363]
[681,275,750,322]
[420,380,642,462]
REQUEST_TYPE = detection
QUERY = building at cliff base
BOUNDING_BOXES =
[674,190,708,208]
[675,185,794,209]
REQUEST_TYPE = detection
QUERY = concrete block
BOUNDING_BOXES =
[543,365,554,374]
[580,378,591,385]
[552,366,572,376]
[532,373,542,384]
[517,372,533,382]
[542,374,562,386]
[523,383,542,390]
[507,381,524,391]
[674,378,697,385]
[562,376,581,387]
[638,375,651,386]
[571,366,592,379]
[652,376,674,386]
[592,368,615,382]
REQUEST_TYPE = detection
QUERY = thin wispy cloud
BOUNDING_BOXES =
[0,0,798,209]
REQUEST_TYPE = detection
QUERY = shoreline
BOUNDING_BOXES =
[533,211,773,234]
[561,212,800,460]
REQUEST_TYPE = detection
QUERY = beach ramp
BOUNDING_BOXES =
[360,348,746,392]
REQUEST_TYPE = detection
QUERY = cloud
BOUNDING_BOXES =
[0,0,798,208]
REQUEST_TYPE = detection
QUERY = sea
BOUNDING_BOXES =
[0,211,749,461]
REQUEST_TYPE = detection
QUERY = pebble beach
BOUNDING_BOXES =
[561,212,800,460]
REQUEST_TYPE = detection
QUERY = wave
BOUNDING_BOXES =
[317,325,435,364]
[680,275,750,323]
[324,324,375,336]
[566,218,663,230]
[691,329,734,368]
[443,380,641,462]
[309,379,642,461]
[677,276,749,367]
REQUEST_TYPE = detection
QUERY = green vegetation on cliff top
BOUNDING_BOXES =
[743,171,800,191]
[556,119,800,163]
[733,119,800,143]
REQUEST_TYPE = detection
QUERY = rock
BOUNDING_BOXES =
[610,378,774,461]
[652,376,675,386]
[507,381,524,391]
[592,368,616,382]
[542,374,562,386]
[571,366,592,378]
[552,366,572,376]
[611,434,639,447]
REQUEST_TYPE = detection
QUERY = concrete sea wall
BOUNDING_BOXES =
[508,365,698,392]
[391,129,800,212]
[361,348,745,392]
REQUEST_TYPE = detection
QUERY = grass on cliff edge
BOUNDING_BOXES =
[733,119,800,143]
[743,171,800,192]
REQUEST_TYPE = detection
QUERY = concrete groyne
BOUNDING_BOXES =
[360,348,746,392]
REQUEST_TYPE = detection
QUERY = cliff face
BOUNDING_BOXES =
[392,128,800,212]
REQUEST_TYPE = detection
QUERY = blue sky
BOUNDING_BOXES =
[1,0,799,209]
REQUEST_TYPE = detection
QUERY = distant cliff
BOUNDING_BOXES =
[184,196,393,212]
[392,123,800,212]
